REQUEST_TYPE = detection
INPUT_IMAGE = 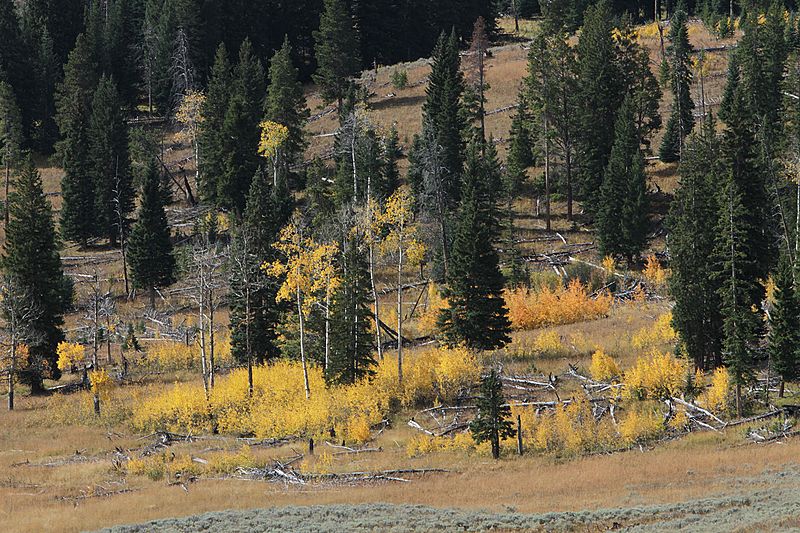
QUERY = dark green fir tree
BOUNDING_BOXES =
[313,0,361,108]
[127,159,176,308]
[597,95,648,263]
[658,6,694,162]
[264,37,309,165]
[2,155,71,392]
[470,369,515,459]
[768,256,800,398]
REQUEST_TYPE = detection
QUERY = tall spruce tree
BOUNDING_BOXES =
[470,369,515,459]
[56,33,99,246]
[659,6,694,162]
[229,167,292,366]
[668,116,724,371]
[0,80,22,225]
[88,75,133,245]
[313,0,361,108]
[197,44,231,204]
[597,95,648,263]
[2,155,70,392]
[437,140,510,351]
[265,37,309,166]
[127,159,176,308]
[217,40,264,216]
[325,234,375,386]
[768,256,800,398]
[575,1,623,214]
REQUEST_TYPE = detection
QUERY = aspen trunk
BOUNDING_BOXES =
[397,242,404,385]
[297,284,310,399]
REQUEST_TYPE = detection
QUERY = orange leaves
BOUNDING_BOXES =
[505,280,612,330]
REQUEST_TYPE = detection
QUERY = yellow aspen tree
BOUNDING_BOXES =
[175,90,206,194]
[265,219,338,398]
[358,199,385,361]
[258,120,289,187]
[379,186,425,384]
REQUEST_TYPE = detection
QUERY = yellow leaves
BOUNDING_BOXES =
[643,254,667,288]
[631,312,676,350]
[175,90,205,144]
[265,221,340,316]
[505,280,612,330]
[602,255,617,275]
[133,346,481,440]
[258,120,289,159]
[700,367,730,415]
[619,405,664,445]
[89,369,112,396]
[57,341,85,371]
[144,341,195,370]
[378,186,426,267]
[531,330,565,356]
[589,350,620,381]
[15,344,29,369]
[623,350,688,401]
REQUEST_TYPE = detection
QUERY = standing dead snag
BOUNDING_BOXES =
[0,275,42,411]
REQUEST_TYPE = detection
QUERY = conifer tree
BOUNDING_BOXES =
[197,44,231,204]
[313,0,361,108]
[217,40,264,216]
[575,1,622,214]
[769,255,800,398]
[668,116,724,371]
[381,126,401,199]
[597,95,648,263]
[422,30,466,207]
[2,155,70,392]
[506,103,534,197]
[265,37,309,166]
[325,234,375,386]
[715,163,761,417]
[127,159,176,308]
[0,80,22,225]
[229,167,292,366]
[470,369,515,459]
[56,33,99,246]
[659,6,694,162]
[438,140,510,351]
[88,75,133,245]
[27,22,60,151]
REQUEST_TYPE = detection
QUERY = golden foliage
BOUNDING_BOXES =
[531,330,565,356]
[700,367,731,415]
[56,342,85,371]
[416,283,447,337]
[175,90,205,144]
[89,369,112,395]
[505,280,612,330]
[531,398,616,455]
[141,334,234,371]
[643,255,667,288]
[602,255,617,275]
[133,346,480,440]
[258,120,289,159]
[623,350,688,401]
[619,405,664,445]
[631,312,677,350]
[378,186,425,266]
[589,350,621,381]
[405,432,477,457]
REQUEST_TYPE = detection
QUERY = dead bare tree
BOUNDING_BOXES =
[0,275,43,411]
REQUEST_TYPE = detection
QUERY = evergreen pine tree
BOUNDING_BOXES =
[438,140,511,351]
[1,155,70,392]
[229,168,293,366]
[325,234,376,386]
[265,37,309,165]
[197,44,231,204]
[659,6,694,162]
[422,30,466,207]
[668,116,724,371]
[313,0,361,107]
[127,159,176,308]
[88,75,133,245]
[56,33,99,246]
[217,40,264,216]
[575,1,623,214]
[470,369,515,459]
[597,95,648,263]
[0,80,22,225]
[769,256,800,398]
[381,126,401,199]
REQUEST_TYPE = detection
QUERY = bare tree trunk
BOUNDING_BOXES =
[8,334,15,411]
[513,0,520,32]
[369,239,383,360]
[246,285,253,397]
[397,241,404,385]
[544,116,551,231]
[208,288,215,389]
[324,289,331,369]
[199,285,209,400]
[297,285,310,399]
[4,159,9,226]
